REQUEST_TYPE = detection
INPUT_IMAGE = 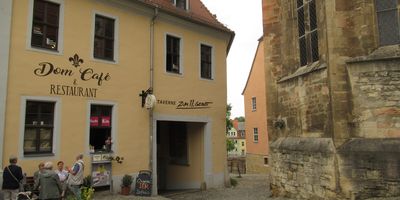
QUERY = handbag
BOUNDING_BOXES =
[6,166,24,192]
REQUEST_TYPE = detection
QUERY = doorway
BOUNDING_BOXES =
[156,121,204,193]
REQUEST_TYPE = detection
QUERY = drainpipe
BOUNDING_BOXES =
[0,0,13,182]
[150,7,158,90]
[149,6,158,196]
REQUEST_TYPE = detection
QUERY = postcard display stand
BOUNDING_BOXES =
[91,153,112,191]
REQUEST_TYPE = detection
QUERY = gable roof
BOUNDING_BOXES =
[137,0,235,51]
[242,36,264,95]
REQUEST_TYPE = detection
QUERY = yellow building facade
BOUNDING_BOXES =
[0,0,233,194]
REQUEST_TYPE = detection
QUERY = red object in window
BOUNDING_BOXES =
[90,116,99,127]
[101,116,111,127]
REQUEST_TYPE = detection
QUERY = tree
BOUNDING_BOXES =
[235,116,245,122]
[226,104,235,152]
[226,103,233,133]
[226,139,235,152]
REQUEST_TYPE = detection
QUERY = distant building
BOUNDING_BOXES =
[236,122,246,156]
[226,120,246,157]
[227,126,238,138]
[242,37,269,173]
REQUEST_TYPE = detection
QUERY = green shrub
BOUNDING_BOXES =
[81,186,95,200]
[65,195,76,200]
[121,174,133,187]
[82,175,92,188]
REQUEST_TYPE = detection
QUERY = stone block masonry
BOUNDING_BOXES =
[347,53,400,138]
[338,138,400,199]
[270,137,400,199]
[270,137,338,199]
[262,0,400,199]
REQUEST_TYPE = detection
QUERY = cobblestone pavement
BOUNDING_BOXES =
[168,174,289,200]
[93,174,290,200]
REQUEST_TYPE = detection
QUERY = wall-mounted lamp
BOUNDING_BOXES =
[139,88,156,109]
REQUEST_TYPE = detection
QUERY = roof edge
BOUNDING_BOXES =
[136,0,234,34]
[242,37,264,95]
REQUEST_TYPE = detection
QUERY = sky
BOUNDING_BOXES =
[200,0,263,118]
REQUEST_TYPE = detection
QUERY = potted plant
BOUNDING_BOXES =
[120,174,133,195]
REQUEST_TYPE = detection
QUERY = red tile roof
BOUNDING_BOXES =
[138,0,233,33]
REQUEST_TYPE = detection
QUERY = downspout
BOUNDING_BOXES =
[0,0,13,169]
[149,6,158,196]
[150,7,158,90]
[0,0,13,189]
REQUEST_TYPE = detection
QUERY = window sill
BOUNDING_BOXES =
[90,150,114,154]
[24,153,55,158]
[278,61,327,83]
[165,71,184,77]
[346,44,400,64]
[200,77,214,81]
[27,46,62,56]
[92,57,118,65]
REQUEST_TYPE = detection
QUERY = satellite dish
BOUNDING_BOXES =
[145,94,156,109]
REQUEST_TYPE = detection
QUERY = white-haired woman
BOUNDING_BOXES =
[35,161,62,200]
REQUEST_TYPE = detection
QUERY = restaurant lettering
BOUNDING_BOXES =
[157,99,213,109]
[33,54,111,98]
[50,84,97,98]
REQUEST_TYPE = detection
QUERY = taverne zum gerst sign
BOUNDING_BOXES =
[33,54,111,98]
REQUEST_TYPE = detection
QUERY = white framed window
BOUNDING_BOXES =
[27,0,65,55]
[91,11,119,64]
[19,96,61,158]
[253,128,259,143]
[171,0,189,10]
[251,97,257,111]
[199,43,214,80]
[87,100,117,154]
[165,33,184,75]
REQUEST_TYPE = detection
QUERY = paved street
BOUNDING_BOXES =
[168,174,289,200]
[94,174,290,200]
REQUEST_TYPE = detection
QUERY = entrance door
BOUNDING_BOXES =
[156,121,204,192]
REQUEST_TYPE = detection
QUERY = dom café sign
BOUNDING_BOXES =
[33,54,111,98]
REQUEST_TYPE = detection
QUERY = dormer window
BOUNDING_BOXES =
[171,0,188,10]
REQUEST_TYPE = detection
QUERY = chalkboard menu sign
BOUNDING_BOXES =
[134,170,152,196]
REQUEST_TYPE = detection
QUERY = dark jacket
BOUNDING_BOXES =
[35,169,62,199]
[2,164,23,190]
